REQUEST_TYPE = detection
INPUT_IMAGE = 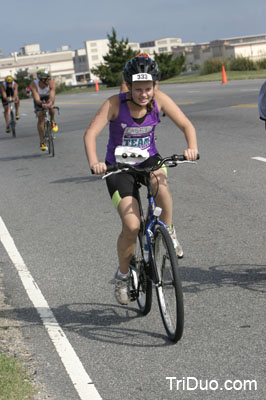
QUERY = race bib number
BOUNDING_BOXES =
[132,73,153,82]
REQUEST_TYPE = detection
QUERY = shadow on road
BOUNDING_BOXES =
[1,263,265,347]
[50,175,100,184]
[0,154,42,162]
[2,301,172,348]
[180,263,266,294]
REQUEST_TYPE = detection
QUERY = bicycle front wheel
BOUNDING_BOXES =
[47,124,54,157]
[10,111,16,138]
[154,225,184,342]
[130,233,152,315]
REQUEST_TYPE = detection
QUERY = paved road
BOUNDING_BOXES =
[0,80,266,399]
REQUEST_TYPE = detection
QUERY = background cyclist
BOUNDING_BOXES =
[84,54,198,305]
[0,75,20,133]
[30,71,58,151]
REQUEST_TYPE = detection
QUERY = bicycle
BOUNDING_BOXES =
[7,97,16,137]
[103,151,199,343]
[41,106,59,157]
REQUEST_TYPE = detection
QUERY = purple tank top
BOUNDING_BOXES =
[105,92,160,164]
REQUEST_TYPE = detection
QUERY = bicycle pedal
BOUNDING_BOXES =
[130,289,138,302]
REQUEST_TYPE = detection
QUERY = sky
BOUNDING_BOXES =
[1,0,266,57]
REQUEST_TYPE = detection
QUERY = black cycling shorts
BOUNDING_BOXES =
[105,153,166,208]
[1,97,9,106]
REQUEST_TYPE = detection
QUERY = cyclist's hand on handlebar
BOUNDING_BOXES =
[184,148,199,161]
[42,101,52,109]
[91,162,107,175]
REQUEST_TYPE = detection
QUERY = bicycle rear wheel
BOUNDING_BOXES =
[10,110,16,138]
[154,225,184,342]
[129,233,152,315]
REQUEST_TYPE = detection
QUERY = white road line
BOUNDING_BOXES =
[0,217,102,400]
[251,157,266,163]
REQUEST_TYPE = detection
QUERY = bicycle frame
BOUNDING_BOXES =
[136,174,169,286]
[42,107,52,126]
[41,105,59,126]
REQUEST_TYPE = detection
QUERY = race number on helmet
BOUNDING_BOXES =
[132,73,153,82]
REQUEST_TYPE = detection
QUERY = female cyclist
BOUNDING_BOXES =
[84,54,198,305]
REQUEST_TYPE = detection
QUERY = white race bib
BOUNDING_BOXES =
[132,73,153,82]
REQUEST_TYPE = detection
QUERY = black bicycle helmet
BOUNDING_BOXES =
[38,71,50,81]
[123,53,160,84]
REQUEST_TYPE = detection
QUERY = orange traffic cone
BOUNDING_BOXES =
[222,65,228,84]
[95,79,99,92]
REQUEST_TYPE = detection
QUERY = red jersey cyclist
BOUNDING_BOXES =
[84,54,198,305]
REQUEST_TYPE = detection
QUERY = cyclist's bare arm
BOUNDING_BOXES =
[13,83,19,102]
[155,90,198,160]
[30,82,42,106]
[84,95,119,174]
[48,80,56,106]
[0,84,7,102]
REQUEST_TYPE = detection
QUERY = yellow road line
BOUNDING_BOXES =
[56,101,103,105]
[55,101,196,106]
[176,102,195,105]
[231,104,257,108]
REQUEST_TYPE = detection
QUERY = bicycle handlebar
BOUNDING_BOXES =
[111,153,198,172]
[91,154,200,177]
[41,106,60,116]
[41,106,60,111]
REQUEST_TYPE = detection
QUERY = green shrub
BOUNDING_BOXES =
[229,56,257,71]
[201,58,228,75]
[55,83,73,94]
[15,72,33,99]
[191,64,200,71]
[257,58,266,69]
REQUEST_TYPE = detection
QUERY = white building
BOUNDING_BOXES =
[173,34,266,69]
[84,39,140,81]
[139,37,184,56]
[72,48,90,83]
[0,44,76,85]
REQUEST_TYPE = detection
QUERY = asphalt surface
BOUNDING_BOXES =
[0,80,266,400]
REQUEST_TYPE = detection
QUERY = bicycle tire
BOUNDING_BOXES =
[153,225,184,342]
[10,110,16,138]
[129,233,152,315]
[47,123,54,157]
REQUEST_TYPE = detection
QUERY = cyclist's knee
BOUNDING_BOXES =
[122,222,140,240]
[37,113,44,123]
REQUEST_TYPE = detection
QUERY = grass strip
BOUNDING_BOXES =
[0,353,34,400]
